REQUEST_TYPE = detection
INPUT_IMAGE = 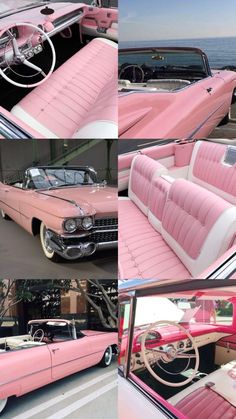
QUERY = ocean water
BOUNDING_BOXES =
[119,37,236,69]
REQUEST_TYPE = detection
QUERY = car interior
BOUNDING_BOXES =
[118,49,209,93]
[0,320,83,351]
[0,1,118,138]
[118,139,236,280]
[119,285,236,418]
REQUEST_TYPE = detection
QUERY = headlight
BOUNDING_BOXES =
[82,216,93,230]
[64,218,77,232]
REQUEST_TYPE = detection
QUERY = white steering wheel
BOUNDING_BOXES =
[0,23,56,88]
[33,328,45,342]
[141,320,199,387]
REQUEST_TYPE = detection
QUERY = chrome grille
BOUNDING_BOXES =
[88,231,118,243]
[63,230,118,245]
[94,218,118,230]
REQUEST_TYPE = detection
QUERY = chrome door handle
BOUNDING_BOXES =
[52,348,60,353]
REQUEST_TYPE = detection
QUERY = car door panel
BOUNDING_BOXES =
[82,6,118,41]
[1,346,52,398]
[0,185,22,224]
[215,334,236,365]
[50,337,104,380]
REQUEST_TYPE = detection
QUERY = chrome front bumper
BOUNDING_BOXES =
[46,226,118,260]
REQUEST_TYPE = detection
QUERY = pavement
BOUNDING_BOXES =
[2,362,117,419]
[0,217,117,278]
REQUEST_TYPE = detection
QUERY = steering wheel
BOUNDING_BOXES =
[119,64,145,83]
[141,320,199,387]
[33,329,45,342]
[0,23,56,88]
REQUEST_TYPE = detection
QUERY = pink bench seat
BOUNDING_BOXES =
[119,154,236,280]
[119,198,190,280]
[175,387,236,419]
[11,38,117,139]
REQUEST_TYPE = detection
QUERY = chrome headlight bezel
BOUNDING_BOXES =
[63,216,94,233]
[81,216,93,230]
[63,218,77,233]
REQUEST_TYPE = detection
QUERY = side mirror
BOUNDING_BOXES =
[102,180,107,186]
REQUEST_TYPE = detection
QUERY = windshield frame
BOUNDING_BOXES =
[23,166,98,190]
[119,47,212,79]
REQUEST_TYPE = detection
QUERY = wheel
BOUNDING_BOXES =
[0,398,8,415]
[39,222,61,262]
[0,209,11,220]
[99,346,113,368]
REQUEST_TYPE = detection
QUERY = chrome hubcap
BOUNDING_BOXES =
[43,228,53,253]
[0,399,7,413]
[105,347,112,365]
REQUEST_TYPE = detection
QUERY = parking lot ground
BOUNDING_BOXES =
[0,217,117,278]
[3,363,117,419]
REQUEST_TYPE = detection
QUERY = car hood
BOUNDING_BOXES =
[36,185,117,217]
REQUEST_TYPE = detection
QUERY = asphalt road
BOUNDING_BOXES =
[0,217,117,279]
[2,362,117,419]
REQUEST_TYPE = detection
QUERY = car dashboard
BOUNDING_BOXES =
[0,2,99,57]
[130,324,233,373]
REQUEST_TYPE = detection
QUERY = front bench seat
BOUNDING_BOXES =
[11,38,117,139]
[175,387,236,419]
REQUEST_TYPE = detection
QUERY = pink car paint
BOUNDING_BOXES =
[118,48,236,139]
[0,168,117,260]
[0,320,117,401]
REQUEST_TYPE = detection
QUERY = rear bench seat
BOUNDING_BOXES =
[11,38,117,139]
[119,154,236,280]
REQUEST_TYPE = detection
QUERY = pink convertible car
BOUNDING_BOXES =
[0,1,118,139]
[119,279,236,419]
[118,47,236,139]
[0,318,117,414]
[118,139,236,280]
[0,165,118,261]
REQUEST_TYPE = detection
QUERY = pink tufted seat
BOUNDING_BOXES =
[11,38,117,139]
[175,387,236,419]
[188,141,236,204]
[119,154,236,280]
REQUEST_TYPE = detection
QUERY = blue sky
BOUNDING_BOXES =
[120,0,236,42]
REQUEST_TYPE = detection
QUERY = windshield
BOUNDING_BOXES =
[25,167,97,189]
[134,296,233,327]
[119,49,208,82]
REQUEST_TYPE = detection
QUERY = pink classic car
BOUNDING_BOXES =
[0,0,118,139]
[0,318,118,414]
[118,138,236,280]
[118,47,236,139]
[119,279,236,419]
[0,166,118,261]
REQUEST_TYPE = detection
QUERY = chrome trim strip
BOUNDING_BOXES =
[187,102,226,139]
[0,114,32,139]
[35,191,85,215]
[60,229,118,239]
[41,10,85,41]
[208,254,236,279]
